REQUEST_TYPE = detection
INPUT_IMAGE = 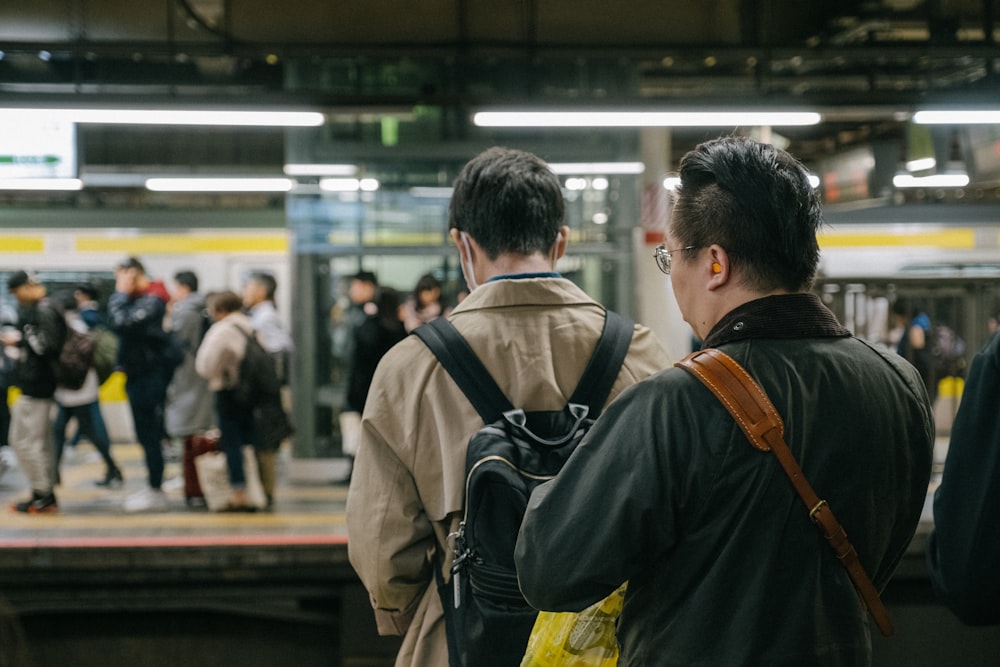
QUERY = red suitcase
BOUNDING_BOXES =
[183,429,221,506]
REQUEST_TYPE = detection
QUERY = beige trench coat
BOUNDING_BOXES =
[346,277,670,667]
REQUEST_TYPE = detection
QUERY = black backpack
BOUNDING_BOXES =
[53,311,95,390]
[413,311,633,667]
[231,329,282,409]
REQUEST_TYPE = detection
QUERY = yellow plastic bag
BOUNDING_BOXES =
[521,583,626,667]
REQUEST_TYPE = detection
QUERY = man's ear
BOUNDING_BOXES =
[552,225,570,261]
[706,245,729,290]
[449,228,467,259]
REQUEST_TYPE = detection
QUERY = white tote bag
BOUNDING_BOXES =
[194,446,268,511]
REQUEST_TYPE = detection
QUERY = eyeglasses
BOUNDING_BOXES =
[653,244,698,275]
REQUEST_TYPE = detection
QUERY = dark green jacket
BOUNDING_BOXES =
[517,294,934,667]
[927,331,1000,625]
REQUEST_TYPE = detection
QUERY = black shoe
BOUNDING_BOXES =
[11,492,58,514]
[95,468,124,489]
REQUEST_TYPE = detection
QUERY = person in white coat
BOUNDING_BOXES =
[195,290,258,511]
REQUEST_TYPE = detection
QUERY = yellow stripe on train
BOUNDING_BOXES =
[818,229,976,249]
[75,235,287,254]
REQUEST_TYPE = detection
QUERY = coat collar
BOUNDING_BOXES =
[702,293,851,348]
[451,276,601,313]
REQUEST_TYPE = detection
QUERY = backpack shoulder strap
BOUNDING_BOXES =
[567,310,634,418]
[413,318,513,424]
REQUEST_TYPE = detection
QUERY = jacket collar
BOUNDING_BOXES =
[702,293,851,348]
[451,276,601,313]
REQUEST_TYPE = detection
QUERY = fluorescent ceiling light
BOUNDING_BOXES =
[0,178,82,191]
[284,163,358,176]
[0,108,324,127]
[913,110,1000,124]
[893,173,970,188]
[548,162,646,175]
[145,177,295,192]
[474,111,821,127]
[319,177,380,192]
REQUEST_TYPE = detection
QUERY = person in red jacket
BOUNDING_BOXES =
[107,257,179,513]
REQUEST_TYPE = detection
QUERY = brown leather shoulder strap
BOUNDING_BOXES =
[675,347,895,637]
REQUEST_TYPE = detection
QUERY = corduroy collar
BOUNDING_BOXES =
[702,293,851,348]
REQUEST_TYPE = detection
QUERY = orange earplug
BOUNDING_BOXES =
[712,262,722,273]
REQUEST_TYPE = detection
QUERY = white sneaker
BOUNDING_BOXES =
[0,446,18,469]
[0,447,15,482]
[123,488,169,513]
[161,476,185,493]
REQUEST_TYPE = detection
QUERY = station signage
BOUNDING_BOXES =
[0,117,76,179]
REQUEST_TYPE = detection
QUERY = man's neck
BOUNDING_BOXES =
[480,254,556,282]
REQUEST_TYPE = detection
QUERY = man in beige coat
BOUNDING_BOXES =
[346,146,669,666]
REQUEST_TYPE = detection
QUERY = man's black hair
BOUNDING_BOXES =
[448,147,565,260]
[6,270,38,292]
[116,256,146,274]
[247,271,277,300]
[351,270,379,286]
[672,136,822,292]
[74,283,99,301]
[174,270,199,293]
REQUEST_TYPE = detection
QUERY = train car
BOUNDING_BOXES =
[817,201,1000,350]
[815,201,1000,438]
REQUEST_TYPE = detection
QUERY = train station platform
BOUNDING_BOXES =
[0,441,400,667]
[2,439,1000,666]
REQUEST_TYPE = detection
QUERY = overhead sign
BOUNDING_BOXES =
[0,118,76,179]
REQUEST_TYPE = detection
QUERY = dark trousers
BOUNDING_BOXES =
[0,386,9,448]
[216,390,255,488]
[125,370,169,489]
[54,401,118,475]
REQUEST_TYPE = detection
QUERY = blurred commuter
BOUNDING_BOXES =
[52,291,123,489]
[241,270,294,501]
[342,269,379,412]
[73,283,102,329]
[2,271,65,514]
[338,270,382,460]
[346,284,406,415]
[165,270,214,443]
[402,272,445,332]
[107,256,176,513]
[927,322,1000,625]
[339,277,406,462]
[515,136,934,666]
[0,319,13,480]
[346,147,668,666]
[195,290,261,511]
[242,271,294,383]
[892,297,936,401]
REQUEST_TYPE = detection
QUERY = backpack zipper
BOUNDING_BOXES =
[450,454,555,608]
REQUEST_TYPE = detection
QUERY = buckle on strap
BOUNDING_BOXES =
[808,499,828,523]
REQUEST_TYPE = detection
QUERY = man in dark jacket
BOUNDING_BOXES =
[516,137,934,666]
[107,257,177,513]
[2,271,66,513]
[926,328,1000,625]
